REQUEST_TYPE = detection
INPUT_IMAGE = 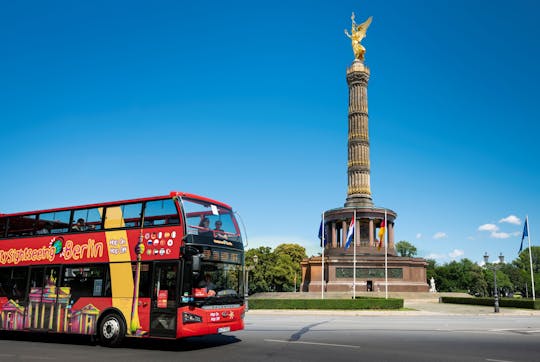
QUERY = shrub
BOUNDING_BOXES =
[248,298,403,310]
[440,296,540,309]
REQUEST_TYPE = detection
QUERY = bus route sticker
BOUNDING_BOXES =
[157,290,168,308]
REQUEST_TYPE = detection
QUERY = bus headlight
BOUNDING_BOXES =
[182,312,203,324]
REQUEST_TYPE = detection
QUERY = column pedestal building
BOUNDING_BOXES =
[301,14,428,293]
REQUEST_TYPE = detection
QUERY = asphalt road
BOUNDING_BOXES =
[0,313,539,361]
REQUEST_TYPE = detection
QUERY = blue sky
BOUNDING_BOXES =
[1,0,539,265]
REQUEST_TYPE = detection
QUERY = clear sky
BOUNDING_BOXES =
[1,0,539,265]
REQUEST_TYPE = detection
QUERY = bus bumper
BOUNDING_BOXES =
[176,304,245,338]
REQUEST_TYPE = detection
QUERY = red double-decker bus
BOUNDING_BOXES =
[0,191,245,346]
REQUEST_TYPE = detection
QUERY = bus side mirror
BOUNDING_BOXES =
[192,254,202,275]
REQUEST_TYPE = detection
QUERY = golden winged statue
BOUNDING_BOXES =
[344,12,373,61]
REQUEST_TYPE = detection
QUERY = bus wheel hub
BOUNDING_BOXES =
[103,319,119,339]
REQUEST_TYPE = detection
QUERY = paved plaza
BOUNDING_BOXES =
[249,292,540,316]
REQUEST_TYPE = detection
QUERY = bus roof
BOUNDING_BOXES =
[0,191,233,217]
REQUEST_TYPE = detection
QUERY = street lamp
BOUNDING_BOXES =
[483,252,504,313]
[244,254,258,311]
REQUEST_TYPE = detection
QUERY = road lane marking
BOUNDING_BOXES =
[486,359,516,362]
[265,339,361,349]
[491,328,540,334]
[20,356,56,360]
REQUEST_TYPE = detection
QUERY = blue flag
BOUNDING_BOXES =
[519,218,528,253]
[318,221,328,247]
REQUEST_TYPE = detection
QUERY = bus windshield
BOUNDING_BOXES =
[182,198,241,243]
[194,260,243,303]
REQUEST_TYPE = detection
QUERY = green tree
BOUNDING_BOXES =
[245,243,307,293]
[500,262,525,296]
[514,246,540,297]
[434,258,487,294]
[395,240,417,257]
[245,247,275,294]
[274,244,307,292]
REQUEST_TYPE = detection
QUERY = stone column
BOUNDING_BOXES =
[369,219,374,246]
[331,222,337,248]
[389,222,395,249]
[342,220,348,248]
[345,60,373,207]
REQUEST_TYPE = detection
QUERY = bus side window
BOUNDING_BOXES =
[72,208,103,232]
[0,267,11,296]
[39,210,70,234]
[144,199,179,226]
[7,215,37,237]
[103,203,142,230]
[10,268,29,301]
[121,203,143,228]
[0,217,6,238]
[62,265,107,298]
[132,263,152,297]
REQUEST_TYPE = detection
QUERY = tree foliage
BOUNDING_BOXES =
[246,243,307,294]
[430,248,540,298]
[395,240,417,257]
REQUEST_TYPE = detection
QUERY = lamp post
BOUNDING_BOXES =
[483,252,504,313]
[244,254,258,311]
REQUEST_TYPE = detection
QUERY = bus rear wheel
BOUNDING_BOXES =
[98,313,126,347]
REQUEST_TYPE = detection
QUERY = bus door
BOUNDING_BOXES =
[149,261,178,338]
[26,266,61,331]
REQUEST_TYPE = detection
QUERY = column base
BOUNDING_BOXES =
[344,195,373,207]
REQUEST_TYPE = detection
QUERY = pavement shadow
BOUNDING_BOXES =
[121,334,241,351]
[0,330,241,351]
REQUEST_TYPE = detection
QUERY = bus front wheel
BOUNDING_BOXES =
[98,313,126,347]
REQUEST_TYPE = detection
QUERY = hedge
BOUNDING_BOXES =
[440,297,540,310]
[248,298,403,310]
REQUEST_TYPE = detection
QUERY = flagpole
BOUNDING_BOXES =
[353,210,357,299]
[321,212,325,300]
[526,215,535,301]
[384,210,388,299]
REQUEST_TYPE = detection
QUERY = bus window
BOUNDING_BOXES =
[0,267,11,297]
[132,263,152,297]
[72,208,103,232]
[7,214,37,237]
[144,199,179,226]
[10,268,28,301]
[152,262,178,307]
[0,217,6,238]
[39,210,70,234]
[62,265,107,298]
[103,203,143,229]
[122,203,143,227]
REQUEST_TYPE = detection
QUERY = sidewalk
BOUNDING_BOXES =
[403,299,540,316]
[247,299,540,316]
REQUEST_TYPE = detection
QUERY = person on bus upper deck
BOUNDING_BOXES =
[213,220,227,238]
[72,218,86,231]
[198,217,213,237]
[199,217,210,229]
[36,222,52,235]
[72,218,94,232]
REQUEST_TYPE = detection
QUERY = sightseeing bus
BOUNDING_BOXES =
[0,191,245,346]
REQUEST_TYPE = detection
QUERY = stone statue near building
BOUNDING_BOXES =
[344,12,373,61]
[429,277,437,293]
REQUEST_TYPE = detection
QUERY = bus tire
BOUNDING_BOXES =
[98,313,126,347]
